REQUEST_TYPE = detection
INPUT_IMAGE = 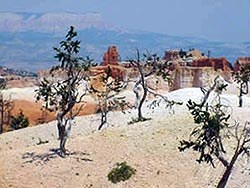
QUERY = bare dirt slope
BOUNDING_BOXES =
[0,88,250,188]
[2,87,98,131]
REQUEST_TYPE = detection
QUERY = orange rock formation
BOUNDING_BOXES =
[90,65,127,81]
[234,57,250,71]
[163,50,180,61]
[192,58,233,72]
[101,46,119,66]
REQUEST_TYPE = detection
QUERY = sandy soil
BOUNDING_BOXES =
[0,88,250,188]
[0,87,250,188]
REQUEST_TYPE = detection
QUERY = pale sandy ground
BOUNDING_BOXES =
[0,87,250,188]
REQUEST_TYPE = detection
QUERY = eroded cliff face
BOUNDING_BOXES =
[90,65,128,82]
[169,66,232,91]
[192,57,233,72]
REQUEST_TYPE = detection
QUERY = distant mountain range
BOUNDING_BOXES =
[0,66,37,77]
[0,12,112,32]
[0,12,249,72]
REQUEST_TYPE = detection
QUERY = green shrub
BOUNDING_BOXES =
[10,110,29,130]
[108,162,136,183]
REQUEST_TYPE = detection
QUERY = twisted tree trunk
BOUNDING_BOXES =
[57,112,66,156]
[136,60,147,121]
[57,110,73,157]
[138,81,147,121]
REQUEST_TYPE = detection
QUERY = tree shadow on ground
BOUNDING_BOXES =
[22,148,93,165]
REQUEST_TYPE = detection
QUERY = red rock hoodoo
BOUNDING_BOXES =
[101,46,119,66]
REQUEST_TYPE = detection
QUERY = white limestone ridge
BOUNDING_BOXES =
[0,12,113,33]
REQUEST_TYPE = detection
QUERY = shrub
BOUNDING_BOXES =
[108,162,136,183]
[10,110,29,130]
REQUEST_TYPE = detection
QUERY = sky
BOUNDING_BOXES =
[0,0,249,42]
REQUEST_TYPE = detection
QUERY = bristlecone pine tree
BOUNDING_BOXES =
[36,26,93,157]
[179,76,250,188]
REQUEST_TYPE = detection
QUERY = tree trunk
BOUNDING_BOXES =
[98,95,107,130]
[60,130,66,156]
[239,82,248,107]
[57,113,63,140]
[0,96,3,134]
[239,95,243,107]
[59,120,74,157]
[57,112,67,156]
[0,107,3,134]
[200,76,218,107]
[239,87,243,107]
[217,149,242,188]
[138,85,147,121]
[98,110,107,130]
[133,80,140,108]
[217,163,234,188]
[136,61,147,121]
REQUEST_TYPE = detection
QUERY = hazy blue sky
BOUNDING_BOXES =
[0,0,249,42]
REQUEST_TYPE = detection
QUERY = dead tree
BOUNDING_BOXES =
[129,50,177,122]
[35,26,92,157]
[179,76,250,188]
[90,66,129,130]
[233,64,250,107]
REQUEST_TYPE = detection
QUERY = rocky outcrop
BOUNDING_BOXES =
[192,58,233,72]
[163,49,206,67]
[163,50,180,61]
[6,78,39,88]
[90,65,127,81]
[234,57,250,71]
[101,46,119,66]
[187,49,206,59]
[169,66,229,91]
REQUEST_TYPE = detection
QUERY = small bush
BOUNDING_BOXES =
[108,162,136,183]
[10,110,29,130]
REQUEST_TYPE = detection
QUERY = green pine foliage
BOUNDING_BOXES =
[179,100,230,167]
[10,110,29,130]
[108,162,136,183]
